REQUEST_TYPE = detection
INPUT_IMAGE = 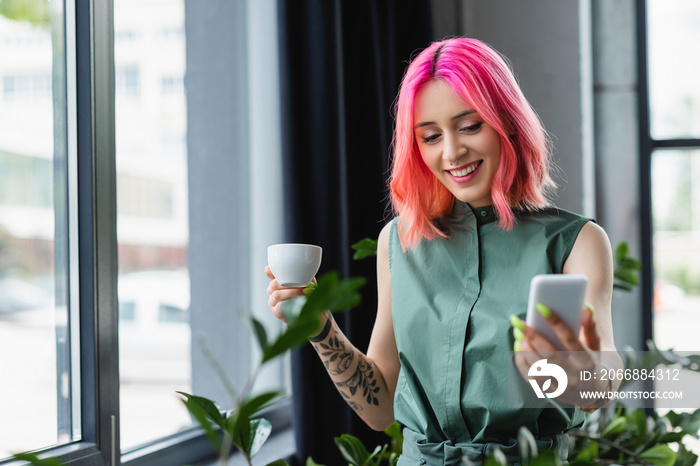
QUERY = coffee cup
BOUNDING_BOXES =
[267,243,322,288]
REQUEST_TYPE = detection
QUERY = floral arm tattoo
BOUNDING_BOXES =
[310,314,382,413]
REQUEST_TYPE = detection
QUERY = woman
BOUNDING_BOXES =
[266,37,617,465]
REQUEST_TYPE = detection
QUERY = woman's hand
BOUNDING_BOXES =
[265,265,312,324]
[513,304,612,409]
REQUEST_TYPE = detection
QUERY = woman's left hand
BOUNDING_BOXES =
[513,304,611,410]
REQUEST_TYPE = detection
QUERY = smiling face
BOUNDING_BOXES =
[413,79,502,208]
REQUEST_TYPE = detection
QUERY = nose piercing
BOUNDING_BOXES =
[450,161,456,166]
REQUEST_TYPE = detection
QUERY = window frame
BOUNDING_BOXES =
[2,0,293,464]
[636,0,700,346]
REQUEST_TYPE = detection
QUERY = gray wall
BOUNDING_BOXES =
[434,0,595,217]
[431,0,642,351]
[185,0,253,404]
[185,0,287,406]
[591,0,643,351]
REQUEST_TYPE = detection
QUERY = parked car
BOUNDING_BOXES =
[0,277,51,316]
[118,269,191,383]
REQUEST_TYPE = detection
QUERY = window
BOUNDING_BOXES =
[160,74,183,95]
[116,66,140,99]
[2,72,52,101]
[115,0,289,461]
[0,1,79,459]
[645,0,700,351]
[1,0,289,464]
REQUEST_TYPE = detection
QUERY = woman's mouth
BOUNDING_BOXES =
[447,160,483,182]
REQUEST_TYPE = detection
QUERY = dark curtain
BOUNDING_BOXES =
[277,0,433,463]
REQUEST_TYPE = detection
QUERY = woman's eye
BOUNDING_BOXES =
[460,122,483,133]
[421,134,440,144]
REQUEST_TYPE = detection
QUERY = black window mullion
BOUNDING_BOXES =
[638,0,700,354]
[653,139,700,150]
[636,0,654,350]
[76,0,119,463]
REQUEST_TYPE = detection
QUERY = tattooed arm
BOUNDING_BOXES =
[266,224,399,430]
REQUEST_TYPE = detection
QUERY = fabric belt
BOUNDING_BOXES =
[398,427,569,466]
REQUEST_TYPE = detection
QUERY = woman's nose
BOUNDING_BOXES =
[443,133,465,165]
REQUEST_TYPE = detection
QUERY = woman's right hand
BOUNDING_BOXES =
[265,265,309,324]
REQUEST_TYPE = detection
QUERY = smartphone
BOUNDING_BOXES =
[525,274,588,350]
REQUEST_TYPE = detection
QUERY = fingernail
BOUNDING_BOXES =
[510,314,525,332]
[536,303,551,318]
[514,340,521,352]
[303,282,317,295]
[586,303,595,315]
[513,327,524,341]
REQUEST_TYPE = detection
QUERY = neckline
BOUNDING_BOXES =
[452,201,497,225]
[472,205,496,225]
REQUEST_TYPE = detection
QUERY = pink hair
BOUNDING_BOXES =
[389,37,556,249]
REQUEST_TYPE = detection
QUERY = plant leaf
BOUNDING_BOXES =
[628,408,647,438]
[664,408,700,435]
[230,417,272,459]
[383,421,403,455]
[614,269,639,286]
[638,444,677,466]
[528,449,562,466]
[484,447,508,466]
[262,272,365,363]
[241,391,281,417]
[248,418,272,459]
[615,241,630,264]
[279,295,307,322]
[177,392,222,450]
[303,282,318,295]
[305,458,327,466]
[176,391,225,427]
[619,256,642,270]
[601,416,627,437]
[335,434,371,465]
[300,272,365,318]
[9,453,64,466]
[262,317,323,363]
[351,238,378,260]
[675,442,700,466]
[517,425,538,462]
[267,461,291,466]
[573,440,598,461]
[229,391,281,437]
[250,315,269,351]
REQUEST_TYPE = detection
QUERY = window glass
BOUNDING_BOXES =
[652,149,700,350]
[115,0,288,454]
[114,0,192,450]
[0,0,79,457]
[647,0,700,140]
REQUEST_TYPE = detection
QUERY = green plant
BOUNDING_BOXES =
[565,405,700,466]
[351,238,379,260]
[7,452,64,466]
[327,340,700,466]
[475,339,700,465]
[613,241,642,292]
[178,271,366,466]
[0,0,50,26]
[307,422,403,466]
[621,340,700,389]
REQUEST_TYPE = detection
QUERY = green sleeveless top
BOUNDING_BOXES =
[389,201,589,465]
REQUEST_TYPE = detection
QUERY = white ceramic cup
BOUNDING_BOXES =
[267,243,322,288]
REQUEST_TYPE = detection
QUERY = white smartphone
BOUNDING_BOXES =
[525,274,588,350]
